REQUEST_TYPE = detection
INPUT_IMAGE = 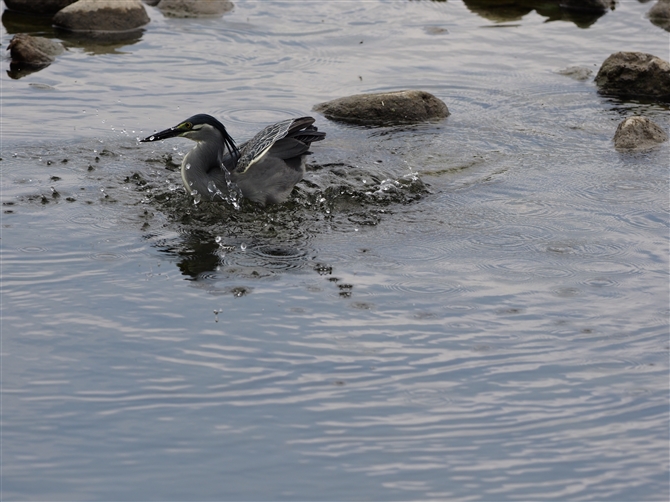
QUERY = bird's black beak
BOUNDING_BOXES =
[140,126,181,143]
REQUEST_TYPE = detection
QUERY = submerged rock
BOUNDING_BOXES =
[648,0,670,32]
[559,0,614,12]
[613,116,668,151]
[155,0,234,18]
[313,90,449,126]
[53,0,150,33]
[8,33,64,66]
[595,52,670,101]
[557,66,593,81]
[3,0,78,15]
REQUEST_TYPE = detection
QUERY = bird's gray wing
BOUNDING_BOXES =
[236,118,295,173]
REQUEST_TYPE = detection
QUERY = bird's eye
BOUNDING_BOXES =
[183,122,192,130]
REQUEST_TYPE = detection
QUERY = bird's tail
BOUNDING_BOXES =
[287,117,326,146]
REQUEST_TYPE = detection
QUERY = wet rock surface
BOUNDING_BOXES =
[595,52,670,101]
[155,0,234,18]
[8,33,64,66]
[3,0,78,15]
[613,116,668,151]
[53,0,150,33]
[314,90,449,126]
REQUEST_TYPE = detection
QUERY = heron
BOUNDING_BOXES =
[140,114,325,206]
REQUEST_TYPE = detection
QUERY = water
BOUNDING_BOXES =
[2,1,669,500]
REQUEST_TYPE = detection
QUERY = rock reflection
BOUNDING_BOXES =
[463,0,612,27]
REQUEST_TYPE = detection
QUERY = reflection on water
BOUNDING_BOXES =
[2,0,668,500]
[463,0,612,27]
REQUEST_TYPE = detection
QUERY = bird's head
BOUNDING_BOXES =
[140,114,239,157]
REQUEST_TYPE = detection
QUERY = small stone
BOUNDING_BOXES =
[313,90,449,126]
[8,34,64,66]
[613,116,668,151]
[155,0,234,18]
[53,0,150,33]
[595,52,670,101]
[648,0,670,32]
[648,0,670,18]
[3,0,78,15]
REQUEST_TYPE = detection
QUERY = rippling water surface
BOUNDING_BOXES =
[2,1,668,500]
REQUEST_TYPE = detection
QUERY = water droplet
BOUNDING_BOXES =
[240,243,247,251]
[185,163,191,170]
[215,236,222,244]
[150,135,155,141]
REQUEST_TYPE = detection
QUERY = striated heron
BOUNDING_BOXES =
[140,114,325,205]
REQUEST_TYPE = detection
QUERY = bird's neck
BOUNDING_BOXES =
[181,138,226,197]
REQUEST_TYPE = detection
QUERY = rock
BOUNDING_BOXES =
[595,52,670,101]
[7,33,64,66]
[559,0,614,12]
[462,1,532,23]
[3,0,78,15]
[613,116,668,151]
[557,66,593,81]
[313,90,449,126]
[648,0,670,18]
[53,0,150,33]
[155,0,234,18]
[648,0,670,31]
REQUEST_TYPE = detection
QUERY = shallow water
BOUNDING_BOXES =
[2,1,669,500]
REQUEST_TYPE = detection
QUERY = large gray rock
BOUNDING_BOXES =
[155,0,234,18]
[559,0,614,12]
[3,0,78,14]
[313,90,449,126]
[595,52,670,101]
[648,0,670,31]
[53,0,150,32]
[8,33,64,65]
[613,116,668,151]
